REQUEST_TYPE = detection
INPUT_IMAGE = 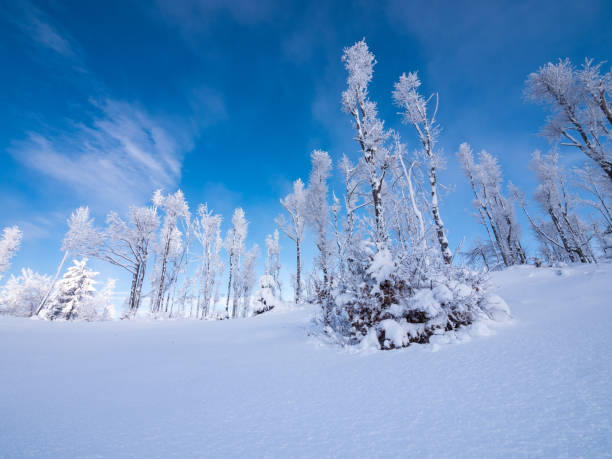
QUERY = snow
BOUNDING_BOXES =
[366,248,394,284]
[1,263,612,457]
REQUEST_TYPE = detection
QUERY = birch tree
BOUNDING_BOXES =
[101,205,159,316]
[276,179,307,303]
[224,207,248,317]
[393,71,452,263]
[306,150,333,296]
[236,244,258,317]
[193,204,223,318]
[265,230,281,300]
[511,151,596,263]
[341,39,392,246]
[151,190,190,315]
[458,143,527,267]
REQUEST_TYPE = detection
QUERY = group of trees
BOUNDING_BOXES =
[0,190,284,321]
[0,42,609,349]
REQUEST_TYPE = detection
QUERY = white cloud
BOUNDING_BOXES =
[11,98,189,209]
[9,0,75,57]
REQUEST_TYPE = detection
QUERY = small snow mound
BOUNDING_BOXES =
[432,284,453,303]
[380,319,409,348]
[366,249,395,284]
[410,289,441,316]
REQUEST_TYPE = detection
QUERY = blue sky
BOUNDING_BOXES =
[1,0,611,293]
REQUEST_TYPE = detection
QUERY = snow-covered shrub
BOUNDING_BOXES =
[252,274,279,316]
[0,268,52,317]
[322,247,508,350]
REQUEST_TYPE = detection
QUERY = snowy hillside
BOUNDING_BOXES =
[1,263,611,458]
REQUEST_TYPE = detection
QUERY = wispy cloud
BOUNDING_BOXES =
[10,99,189,209]
[8,0,75,58]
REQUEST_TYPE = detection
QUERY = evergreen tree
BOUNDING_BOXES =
[48,259,98,320]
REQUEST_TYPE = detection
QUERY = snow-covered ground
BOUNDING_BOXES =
[1,263,611,458]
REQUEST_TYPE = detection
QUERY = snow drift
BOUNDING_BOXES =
[1,263,611,457]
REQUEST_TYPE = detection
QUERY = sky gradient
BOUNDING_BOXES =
[1,0,611,294]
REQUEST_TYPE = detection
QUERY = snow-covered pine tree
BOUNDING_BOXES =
[47,258,98,321]
[36,207,101,316]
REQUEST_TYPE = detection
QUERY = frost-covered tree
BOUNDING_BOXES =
[0,226,22,280]
[193,204,223,319]
[92,204,159,316]
[393,71,452,263]
[511,151,596,263]
[573,164,612,258]
[224,207,248,317]
[276,179,307,303]
[36,207,101,316]
[151,190,190,315]
[47,258,98,321]
[97,278,117,321]
[526,58,612,183]
[316,40,507,350]
[0,268,51,317]
[341,39,392,246]
[306,150,334,297]
[458,143,527,268]
[264,230,281,300]
[236,244,258,318]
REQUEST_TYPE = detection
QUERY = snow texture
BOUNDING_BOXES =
[1,263,611,457]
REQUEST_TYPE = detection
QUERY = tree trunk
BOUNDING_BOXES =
[225,257,233,318]
[295,239,301,303]
[153,235,172,314]
[429,167,452,264]
[36,250,69,316]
